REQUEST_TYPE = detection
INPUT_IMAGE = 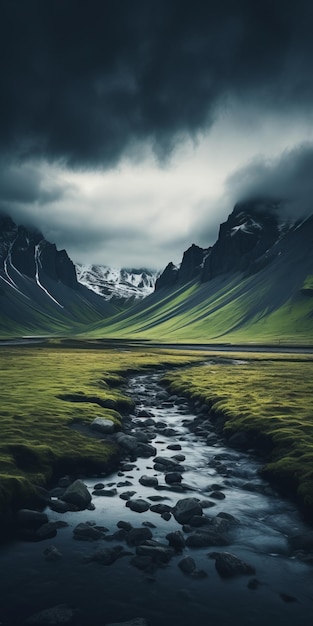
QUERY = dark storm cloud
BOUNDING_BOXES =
[1,0,313,167]
[0,162,69,207]
[226,143,313,219]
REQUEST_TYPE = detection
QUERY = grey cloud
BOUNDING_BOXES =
[0,162,73,217]
[226,143,313,219]
[1,0,313,167]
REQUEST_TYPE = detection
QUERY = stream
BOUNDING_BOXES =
[0,370,313,626]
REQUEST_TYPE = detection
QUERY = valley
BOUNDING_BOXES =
[0,343,313,625]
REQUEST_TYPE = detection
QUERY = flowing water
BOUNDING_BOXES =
[0,371,313,626]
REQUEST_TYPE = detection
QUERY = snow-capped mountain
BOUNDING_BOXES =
[76,264,158,301]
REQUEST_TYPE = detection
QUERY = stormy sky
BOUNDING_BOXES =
[1,0,313,269]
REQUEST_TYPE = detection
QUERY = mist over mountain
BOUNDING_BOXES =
[1,198,313,342]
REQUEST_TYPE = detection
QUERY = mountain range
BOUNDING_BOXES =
[1,202,312,343]
[76,264,158,301]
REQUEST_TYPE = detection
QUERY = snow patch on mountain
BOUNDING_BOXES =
[76,264,158,300]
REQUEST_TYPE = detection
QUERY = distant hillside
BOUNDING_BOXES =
[84,201,313,344]
[2,201,313,343]
[0,215,118,336]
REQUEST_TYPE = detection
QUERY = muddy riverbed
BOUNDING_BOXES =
[0,371,313,626]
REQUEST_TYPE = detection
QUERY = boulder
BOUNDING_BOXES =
[16,509,49,529]
[126,499,150,513]
[127,527,153,546]
[136,541,175,563]
[73,523,104,541]
[90,418,116,434]
[139,475,158,487]
[49,500,70,513]
[166,530,185,550]
[115,433,138,453]
[62,480,91,509]
[36,522,58,541]
[92,488,117,497]
[149,503,172,514]
[178,556,196,574]
[137,443,157,458]
[119,491,137,501]
[172,498,203,524]
[165,472,182,484]
[214,552,256,577]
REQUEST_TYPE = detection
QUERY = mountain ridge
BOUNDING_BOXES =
[1,202,313,343]
[76,264,158,302]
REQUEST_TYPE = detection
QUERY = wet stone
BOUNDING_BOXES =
[199,500,216,509]
[150,503,172,514]
[36,522,58,541]
[92,488,117,497]
[165,472,182,484]
[117,520,133,531]
[116,480,133,487]
[161,512,171,521]
[119,491,137,501]
[171,454,186,462]
[166,530,185,551]
[214,551,256,578]
[126,527,153,546]
[73,523,104,541]
[16,509,49,529]
[126,499,150,513]
[172,498,203,524]
[62,479,91,509]
[49,500,70,513]
[178,556,196,574]
[209,490,226,500]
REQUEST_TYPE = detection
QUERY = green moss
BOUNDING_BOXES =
[161,353,313,514]
[0,343,203,511]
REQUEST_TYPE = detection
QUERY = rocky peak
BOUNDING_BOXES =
[201,200,280,281]
[155,262,180,290]
[0,214,78,289]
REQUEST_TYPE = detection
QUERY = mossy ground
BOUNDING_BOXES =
[161,353,313,517]
[0,341,202,511]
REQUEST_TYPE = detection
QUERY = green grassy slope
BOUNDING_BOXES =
[0,343,202,510]
[82,268,313,344]
[161,354,313,516]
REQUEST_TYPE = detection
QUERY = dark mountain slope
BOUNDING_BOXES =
[85,205,313,343]
[0,215,117,336]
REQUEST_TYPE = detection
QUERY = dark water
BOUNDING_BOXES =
[0,372,313,626]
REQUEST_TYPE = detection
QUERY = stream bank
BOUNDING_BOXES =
[0,369,313,626]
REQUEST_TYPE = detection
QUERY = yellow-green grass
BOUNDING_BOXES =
[161,353,313,517]
[0,342,203,511]
[81,276,313,346]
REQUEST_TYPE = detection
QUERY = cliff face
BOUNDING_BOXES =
[201,201,280,281]
[156,201,283,289]
[0,218,78,289]
[0,214,116,334]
